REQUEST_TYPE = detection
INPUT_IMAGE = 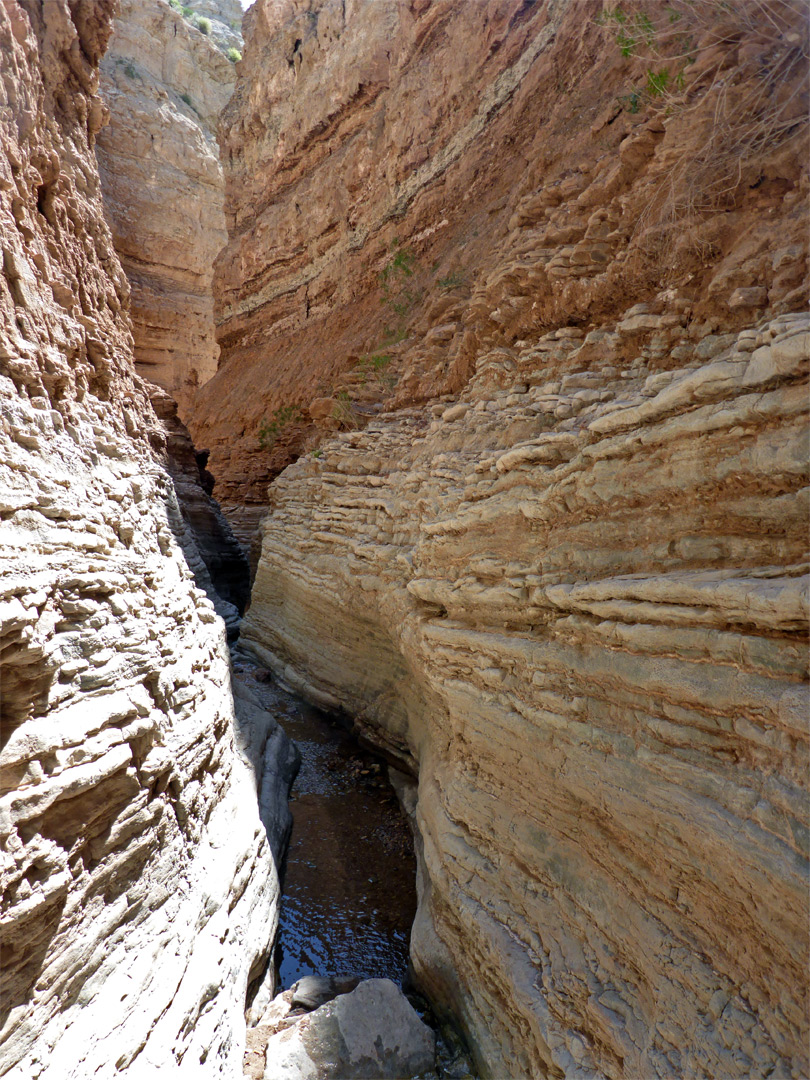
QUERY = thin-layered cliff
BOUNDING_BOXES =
[96,0,240,418]
[0,3,289,1076]
[245,309,809,1078]
[202,0,808,1076]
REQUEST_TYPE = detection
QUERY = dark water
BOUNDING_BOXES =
[233,659,417,989]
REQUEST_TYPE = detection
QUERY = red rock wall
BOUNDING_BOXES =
[192,0,807,508]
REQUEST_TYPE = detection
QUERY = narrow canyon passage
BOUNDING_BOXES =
[0,0,807,1078]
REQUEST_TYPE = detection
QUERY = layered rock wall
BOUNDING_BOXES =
[193,0,808,505]
[193,0,572,505]
[245,311,809,1078]
[223,0,808,1075]
[0,3,286,1075]
[96,0,239,417]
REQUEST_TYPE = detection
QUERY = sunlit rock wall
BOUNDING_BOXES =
[0,3,283,1076]
[244,312,809,1078]
[96,0,239,418]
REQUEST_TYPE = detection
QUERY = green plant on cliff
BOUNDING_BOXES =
[437,269,466,290]
[379,241,421,319]
[380,324,408,347]
[227,47,242,63]
[258,404,302,450]
[357,352,397,391]
[196,16,212,35]
[596,7,657,58]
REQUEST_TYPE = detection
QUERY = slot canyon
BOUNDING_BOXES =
[0,0,807,1078]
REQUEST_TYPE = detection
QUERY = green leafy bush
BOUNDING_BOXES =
[197,16,212,34]
[227,47,242,63]
[258,404,302,450]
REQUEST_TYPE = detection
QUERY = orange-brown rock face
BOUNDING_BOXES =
[192,0,808,510]
[205,0,808,1076]
[96,0,239,419]
[192,0,572,505]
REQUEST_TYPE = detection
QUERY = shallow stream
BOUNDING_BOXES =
[232,656,417,989]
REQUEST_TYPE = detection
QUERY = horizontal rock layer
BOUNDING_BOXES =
[243,311,810,1078]
[0,3,284,1076]
[96,0,238,418]
[193,0,808,506]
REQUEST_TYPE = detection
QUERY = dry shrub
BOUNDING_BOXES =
[331,390,363,430]
[601,0,809,260]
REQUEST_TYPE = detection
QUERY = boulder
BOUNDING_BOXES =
[291,974,363,1012]
[262,978,436,1079]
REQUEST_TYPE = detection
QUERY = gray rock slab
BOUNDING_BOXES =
[291,974,363,1012]
[263,978,436,1079]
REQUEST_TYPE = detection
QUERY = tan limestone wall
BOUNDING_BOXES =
[243,310,809,1079]
[96,0,238,419]
[0,3,285,1075]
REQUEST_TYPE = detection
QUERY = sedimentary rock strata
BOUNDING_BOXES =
[0,3,286,1075]
[192,0,569,505]
[227,1,809,1075]
[194,0,808,508]
[96,0,239,418]
[150,382,250,632]
[244,310,810,1079]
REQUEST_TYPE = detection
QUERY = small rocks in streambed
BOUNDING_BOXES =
[262,978,436,1079]
[291,974,362,1011]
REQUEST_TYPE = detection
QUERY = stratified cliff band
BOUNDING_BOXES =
[96,0,241,419]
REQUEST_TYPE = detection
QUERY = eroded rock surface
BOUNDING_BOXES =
[150,383,250,633]
[222,2,809,1075]
[193,0,808,512]
[0,3,286,1076]
[96,0,239,417]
